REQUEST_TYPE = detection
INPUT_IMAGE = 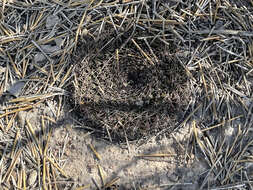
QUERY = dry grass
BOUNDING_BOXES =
[0,0,76,189]
[0,0,253,189]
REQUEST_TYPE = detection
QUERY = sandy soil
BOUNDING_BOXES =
[46,106,208,190]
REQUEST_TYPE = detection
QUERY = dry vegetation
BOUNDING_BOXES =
[0,0,253,189]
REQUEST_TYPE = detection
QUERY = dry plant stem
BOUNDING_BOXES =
[102,177,120,190]
[47,157,68,178]
[3,149,22,182]
[98,164,105,186]
[131,39,154,65]
[136,154,176,158]
[51,164,58,190]
[89,143,102,160]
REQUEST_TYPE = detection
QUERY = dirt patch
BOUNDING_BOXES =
[49,118,203,190]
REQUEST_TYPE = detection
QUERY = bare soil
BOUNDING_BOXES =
[49,110,206,190]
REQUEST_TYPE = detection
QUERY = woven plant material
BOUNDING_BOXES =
[71,36,191,141]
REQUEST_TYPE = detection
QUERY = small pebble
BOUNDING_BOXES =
[135,100,144,106]
[46,15,61,29]
[28,170,37,186]
[7,81,25,97]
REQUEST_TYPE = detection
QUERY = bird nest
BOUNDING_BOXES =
[71,32,190,141]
